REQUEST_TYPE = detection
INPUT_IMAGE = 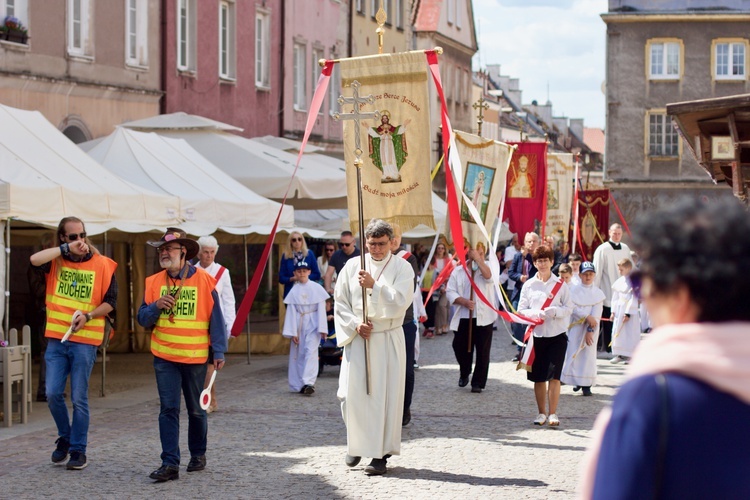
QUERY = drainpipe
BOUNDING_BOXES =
[279,0,286,137]
[160,0,168,114]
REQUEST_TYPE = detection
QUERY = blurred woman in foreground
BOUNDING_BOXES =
[581,198,750,499]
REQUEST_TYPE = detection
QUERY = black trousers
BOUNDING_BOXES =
[452,318,493,389]
[599,305,612,352]
[403,321,416,412]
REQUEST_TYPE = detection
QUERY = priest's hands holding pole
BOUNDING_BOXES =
[358,270,375,288]
[357,321,374,340]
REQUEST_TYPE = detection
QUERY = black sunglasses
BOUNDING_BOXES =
[339,242,352,248]
[291,237,302,242]
[66,232,87,241]
[628,270,643,301]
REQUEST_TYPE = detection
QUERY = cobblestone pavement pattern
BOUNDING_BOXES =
[0,321,626,499]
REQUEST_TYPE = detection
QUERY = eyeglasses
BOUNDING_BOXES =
[628,270,643,300]
[339,242,352,248]
[291,237,302,242]
[367,241,389,248]
[66,232,86,241]
[325,248,335,252]
[159,246,181,254]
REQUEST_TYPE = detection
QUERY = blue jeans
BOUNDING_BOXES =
[45,338,97,453]
[153,356,208,466]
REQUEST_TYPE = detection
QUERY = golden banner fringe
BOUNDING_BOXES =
[455,134,497,149]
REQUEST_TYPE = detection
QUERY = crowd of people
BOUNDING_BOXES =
[31,199,750,493]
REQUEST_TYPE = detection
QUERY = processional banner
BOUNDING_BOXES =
[545,152,575,248]
[452,130,513,249]
[502,142,548,238]
[572,189,610,261]
[339,52,434,233]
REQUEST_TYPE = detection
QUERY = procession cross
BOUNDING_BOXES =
[472,96,490,137]
[333,79,380,396]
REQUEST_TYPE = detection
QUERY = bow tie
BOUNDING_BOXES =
[609,241,621,250]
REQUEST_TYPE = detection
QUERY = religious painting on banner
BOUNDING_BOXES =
[502,142,548,238]
[339,52,434,233]
[545,153,575,251]
[452,130,513,247]
[572,189,610,261]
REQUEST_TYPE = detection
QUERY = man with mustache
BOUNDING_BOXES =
[137,228,227,482]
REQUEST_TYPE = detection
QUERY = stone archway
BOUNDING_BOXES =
[60,115,92,144]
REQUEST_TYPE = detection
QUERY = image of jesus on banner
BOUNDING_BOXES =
[365,110,410,184]
[509,154,536,198]
[460,163,495,223]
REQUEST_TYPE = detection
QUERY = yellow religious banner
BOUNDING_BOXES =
[339,52,434,233]
[545,153,575,248]
[452,130,513,248]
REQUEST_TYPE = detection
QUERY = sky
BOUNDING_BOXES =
[472,0,608,129]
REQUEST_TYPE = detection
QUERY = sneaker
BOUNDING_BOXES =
[548,414,560,426]
[610,356,625,364]
[51,437,70,464]
[364,458,387,475]
[345,454,361,467]
[66,451,88,470]
[302,385,315,395]
[149,464,179,482]
[533,413,547,426]
[187,455,206,472]
[413,362,419,370]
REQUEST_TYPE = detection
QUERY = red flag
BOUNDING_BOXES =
[570,189,610,262]
[502,142,548,238]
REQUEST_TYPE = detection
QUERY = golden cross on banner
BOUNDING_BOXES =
[332,80,381,396]
[472,96,490,137]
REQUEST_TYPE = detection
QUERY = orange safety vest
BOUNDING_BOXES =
[45,254,117,346]
[145,267,216,364]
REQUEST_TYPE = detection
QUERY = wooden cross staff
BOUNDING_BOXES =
[333,80,381,396]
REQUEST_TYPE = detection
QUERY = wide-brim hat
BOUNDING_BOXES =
[147,227,200,261]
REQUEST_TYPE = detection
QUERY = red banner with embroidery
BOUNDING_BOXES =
[231,62,334,336]
[502,142,548,239]
[570,189,609,262]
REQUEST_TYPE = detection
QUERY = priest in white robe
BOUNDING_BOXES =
[561,262,605,396]
[282,260,329,395]
[334,219,414,476]
[610,258,640,362]
[593,224,631,352]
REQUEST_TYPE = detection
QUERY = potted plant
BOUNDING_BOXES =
[3,16,28,44]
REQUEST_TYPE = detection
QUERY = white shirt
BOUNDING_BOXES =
[196,261,236,339]
[593,241,632,307]
[518,273,573,338]
[446,262,498,330]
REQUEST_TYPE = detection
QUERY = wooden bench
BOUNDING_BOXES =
[0,326,32,427]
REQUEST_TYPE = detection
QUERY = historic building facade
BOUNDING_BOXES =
[602,0,742,223]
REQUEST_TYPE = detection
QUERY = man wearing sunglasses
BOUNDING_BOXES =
[137,228,227,482]
[324,231,360,294]
[30,216,118,471]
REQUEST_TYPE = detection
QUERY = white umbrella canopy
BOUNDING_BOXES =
[121,113,348,210]
[0,104,180,234]
[83,128,296,235]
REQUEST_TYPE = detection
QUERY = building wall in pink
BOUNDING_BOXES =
[162,0,283,138]
[282,0,347,146]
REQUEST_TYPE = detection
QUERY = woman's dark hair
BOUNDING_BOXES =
[632,197,750,322]
[532,245,554,262]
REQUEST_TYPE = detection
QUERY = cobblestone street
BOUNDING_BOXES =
[0,323,626,499]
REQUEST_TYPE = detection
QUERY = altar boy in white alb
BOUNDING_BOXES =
[610,258,640,364]
[282,260,329,395]
[561,262,605,396]
[334,219,414,476]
